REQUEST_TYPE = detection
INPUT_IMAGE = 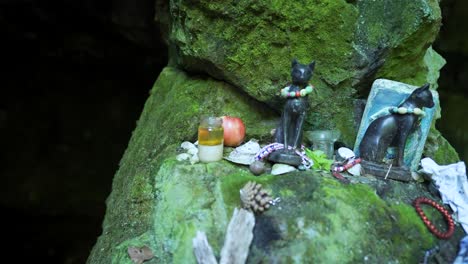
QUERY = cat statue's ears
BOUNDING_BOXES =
[292,58,298,67]
[309,61,316,71]
[420,83,430,91]
[291,58,316,71]
[415,83,430,93]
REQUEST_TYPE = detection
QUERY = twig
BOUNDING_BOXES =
[192,231,217,264]
[384,162,393,180]
[220,208,255,264]
[193,208,255,264]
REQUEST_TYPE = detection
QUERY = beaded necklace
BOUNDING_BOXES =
[389,106,426,116]
[254,142,313,169]
[280,84,314,98]
[370,106,426,121]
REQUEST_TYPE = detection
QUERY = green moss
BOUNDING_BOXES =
[219,169,275,214]
[424,46,446,90]
[356,0,440,48]
[219,0,358,98]
[165,0,460,159]
[169,0,456,157]
[356,0,442,90]
[424,126,459,164]
[354,1,459,160]
[167,0,451,147]
[151,160,223,263]
[363,1,440,85]
[88,67,277,263]
[149,159,284,263]
[309,87,358,145]
[170,0,359,136]
[103,153,442,263]
[420,48,461,163]
[390,204,435,248]
[171,223,198,264]
[279,188,294,198]
[112,232,157,264]
[131,67,278,165]
[90,1,456,262]
[245,172,437,263]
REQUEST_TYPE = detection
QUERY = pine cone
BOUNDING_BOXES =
[240,181,273,213]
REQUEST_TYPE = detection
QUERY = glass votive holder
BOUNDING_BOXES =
[305,130,341,159]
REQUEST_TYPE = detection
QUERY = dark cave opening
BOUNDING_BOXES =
[434,0,468,165]
[1,1,167,263]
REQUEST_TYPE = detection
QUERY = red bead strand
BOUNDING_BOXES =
[413,197,455,240]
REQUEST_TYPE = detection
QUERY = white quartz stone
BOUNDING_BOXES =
[271,164,296,175]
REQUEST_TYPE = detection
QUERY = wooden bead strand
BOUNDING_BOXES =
[413,197,455,240]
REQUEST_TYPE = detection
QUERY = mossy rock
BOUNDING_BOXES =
[157,0,454,150]
[99,157,463,263]
[163,0,360,143]
[425,127,460,165]
[87,67,277,264]
[89,1,462,263]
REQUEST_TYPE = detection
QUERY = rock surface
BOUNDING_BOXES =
[156,0,458,154]
[94,157,464,263]
[88,1,462,263]
[271,163,297,175]
[87,66,277,264]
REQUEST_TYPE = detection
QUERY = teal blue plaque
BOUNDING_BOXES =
[354,79,439,171]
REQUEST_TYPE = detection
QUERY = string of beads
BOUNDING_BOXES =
[254,142,313,169]
[389,106,426,116]
[413,197,455,239]
[330,158,362,184]
[280,84,314,98]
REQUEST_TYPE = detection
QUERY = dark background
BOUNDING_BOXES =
[1,0,466,263]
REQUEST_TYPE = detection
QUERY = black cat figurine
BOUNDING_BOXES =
[269,59,315,166]
[359,83,434,167]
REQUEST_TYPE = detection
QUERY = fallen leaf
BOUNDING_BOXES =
[127,246,154,264]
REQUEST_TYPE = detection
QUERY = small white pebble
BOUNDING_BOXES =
[180,141,196,150]
[187,147,198,155]
[190,154,200,164]
[176,153,191,161]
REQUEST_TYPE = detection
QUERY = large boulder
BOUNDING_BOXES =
[87,64,462,262]
[156,0,458,154]
[88,1,462,263]
[87,66,277,263]
[94,156,464,263]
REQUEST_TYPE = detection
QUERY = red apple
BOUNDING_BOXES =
[221,116,246,147]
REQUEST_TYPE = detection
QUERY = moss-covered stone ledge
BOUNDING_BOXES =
[102,157,464,263]
[87,0,462,262]
[87,67,277,263]
[88,66,460,264]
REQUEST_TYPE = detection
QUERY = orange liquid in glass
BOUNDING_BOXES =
[198,127,224,146]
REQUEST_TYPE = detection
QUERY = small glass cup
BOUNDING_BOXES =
[305,130,341,159]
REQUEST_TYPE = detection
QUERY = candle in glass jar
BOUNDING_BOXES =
[198,117,224,162]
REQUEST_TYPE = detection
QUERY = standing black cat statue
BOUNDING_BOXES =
[268,59,315,167]
[359,83,434,181]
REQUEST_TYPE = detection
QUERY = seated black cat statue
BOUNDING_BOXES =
[359,83,434,181]
[268,59,315,167]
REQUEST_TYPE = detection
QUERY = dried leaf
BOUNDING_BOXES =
[128,246,154,264]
